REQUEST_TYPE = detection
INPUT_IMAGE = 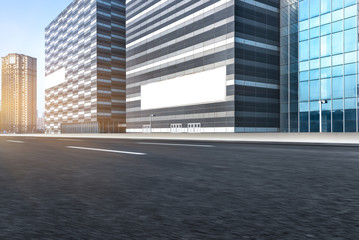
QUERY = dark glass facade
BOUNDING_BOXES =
[235,0,280,132]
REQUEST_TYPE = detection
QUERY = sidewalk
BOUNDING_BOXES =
[1,132,359,145]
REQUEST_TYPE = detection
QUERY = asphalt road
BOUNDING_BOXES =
[0,136,359,239]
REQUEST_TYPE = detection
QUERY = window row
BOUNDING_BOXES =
[299,17,357,40]
[299,99,358,112]
[299,63,357,80]
[299,30,357,61]
[299,76,357,101]
[299,0,357,21]
[299,110,357,132]
[299,6,357,31]
[299,54,358,75]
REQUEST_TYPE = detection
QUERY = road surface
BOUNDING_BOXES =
[0,136,358,239]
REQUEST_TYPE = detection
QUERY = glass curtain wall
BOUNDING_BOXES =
[282,0,359,132]
[281,0,299,132]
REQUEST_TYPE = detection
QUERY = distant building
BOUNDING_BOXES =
[0,103,2,133]
[45,0,126,134]
[37,112,45,131]
[126,0,280,133]
[1,54,37,133]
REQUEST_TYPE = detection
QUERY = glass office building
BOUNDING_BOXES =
[45,0,126,134]
[126,0,280,133]
[281,0,359,132]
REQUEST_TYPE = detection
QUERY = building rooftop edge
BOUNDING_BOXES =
[1,53,37,60]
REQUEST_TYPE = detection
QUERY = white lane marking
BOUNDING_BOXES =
[6,140,24,143]
[137,142,215,148]
[58,139,83,142]
[66,146,147,156]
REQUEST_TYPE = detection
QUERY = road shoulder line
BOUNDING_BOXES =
[5,140,24,143]
[67,146,147,155]
[137,142,214,148]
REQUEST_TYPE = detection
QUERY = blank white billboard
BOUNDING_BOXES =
[141,66,227,110]
[46,68,66,89]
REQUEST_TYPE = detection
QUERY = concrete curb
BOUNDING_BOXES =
[1,133,359,146]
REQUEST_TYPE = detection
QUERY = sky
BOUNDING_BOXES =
[0,0,73,116]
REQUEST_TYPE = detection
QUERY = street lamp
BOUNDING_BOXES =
[319,100,328,133]
[149,114,156,133]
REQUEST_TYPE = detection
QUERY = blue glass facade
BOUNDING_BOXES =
[281,0,359,132]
